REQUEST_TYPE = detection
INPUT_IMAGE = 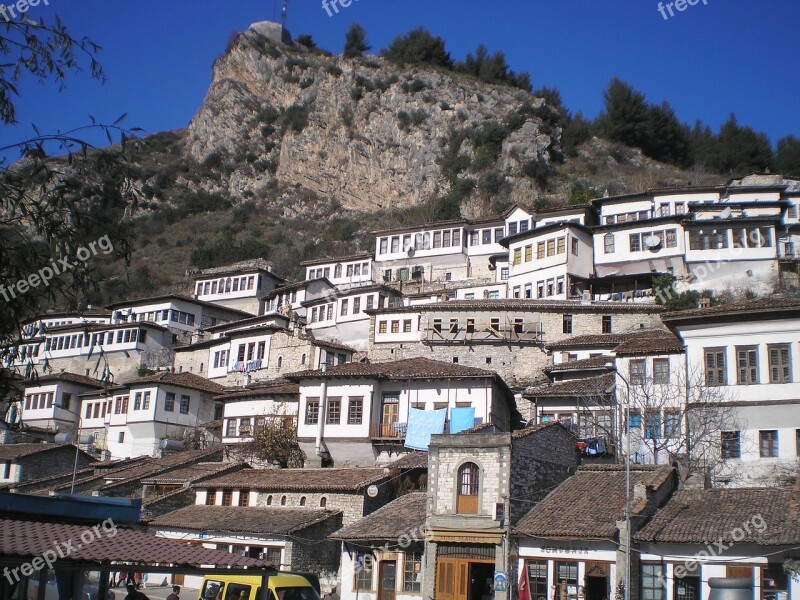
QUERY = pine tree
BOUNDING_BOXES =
[343,23,370,59]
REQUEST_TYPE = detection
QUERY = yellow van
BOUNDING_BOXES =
[200,574,319,600]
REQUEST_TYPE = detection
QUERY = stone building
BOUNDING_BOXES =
[367,299,664,385]
[0,443,95,485]
[423,422,580,600]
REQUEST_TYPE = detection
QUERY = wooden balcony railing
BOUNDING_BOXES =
[369,422,408,440]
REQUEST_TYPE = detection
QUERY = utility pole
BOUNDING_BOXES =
[281,0,289,26]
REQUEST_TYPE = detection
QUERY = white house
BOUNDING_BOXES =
[662,298,800,487]
[190,258,285,315]
[19,372,105,433]
[301,253,374,288]
[285,357,516,467]
[99,372,226,459]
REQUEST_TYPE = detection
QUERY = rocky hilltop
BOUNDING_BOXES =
[185,24,559,212]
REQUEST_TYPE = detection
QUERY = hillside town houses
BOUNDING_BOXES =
[3,173,800,600]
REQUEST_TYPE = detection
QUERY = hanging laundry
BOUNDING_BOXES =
[404,408,447,451]
[449,407,476,434]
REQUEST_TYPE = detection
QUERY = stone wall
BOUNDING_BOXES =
[141,487,196,520]
[284,513,343,595]
[509,424,580,525]
[16,447,95,483]
[255,490,371,526]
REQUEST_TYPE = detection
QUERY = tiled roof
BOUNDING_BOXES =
[635,488,800,546]
[194,467,389,492]
[141,462,245,486]
[311,338,358,353]
[545,356,611,373]
[386,452,428,470]
[368,299,664,315]
[286,357,496,380]
[0,517,270,567]
[523,373,615,398]
[101,450,222,485]
[150,505,340,535]
[546,333,637,350]
[105,295,254,318]
[330,493,426,541]
[191,258,280,278]
[0,443,80,460]
[613,331,684,356]
[300,253,373,266]
[24,372,106,388]
[515,465,675,539]
[511,420,575,440]
[662,299,800,322]
[214,380,300,402]
[123,371,227,395]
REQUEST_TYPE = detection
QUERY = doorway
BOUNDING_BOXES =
[380,396,399,437]
[378,560,397,600]
[436,558,495,600]
[468,563,495,600]
[585,576,609,600]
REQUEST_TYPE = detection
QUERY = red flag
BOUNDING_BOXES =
[518,565,532,600]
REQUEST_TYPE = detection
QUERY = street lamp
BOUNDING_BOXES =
[55,432,95,494]
[606,362,632,600]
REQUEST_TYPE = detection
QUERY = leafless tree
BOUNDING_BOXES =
[227,403,304,468]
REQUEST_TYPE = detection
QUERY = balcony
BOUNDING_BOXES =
[424,325,542,345]
[370,422,408,440]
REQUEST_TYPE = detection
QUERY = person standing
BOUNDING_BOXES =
[167,586,181,600]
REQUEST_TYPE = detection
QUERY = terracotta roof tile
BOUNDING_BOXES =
[546,333,637,350]
[368,300,664,315]
[150,505,340,535]
[662,298,800,322]
[0,443,85,461]
[523,373,615,398]
[386,452,428,470]
[0,517,271,567]
[195,467,390,493]
[214,380,299,402]
[515,465,675,539]
[545,356,612,373]
[124,372,227,395]
[24,372,106,388]
[635,488,800,545]
[331,493,426,541]
[141,462,246,485]
[286,357,496,380]
[614,331,684,356]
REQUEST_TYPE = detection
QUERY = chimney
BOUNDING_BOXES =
[699,297,712,309]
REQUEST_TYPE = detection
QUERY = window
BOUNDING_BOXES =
[225,419,236,437]
[348,398,363,424]
[466,318,475,334]
[526,561,548,600]
[257,342,266,360]
[630,360,646,386]
[379,238,388,254]
[403,552,422,593]
[653,358,670,384]
[2,460,10,480]
[340,299,349,316]
[239,490,250,507]
[737,346,759,384]
[266,495,273,506]
[326,398,341,424]
[449,318,459,334]
[602,315,612,334]
[630,233,642,252]
[403,319,412,333]
[456,462,480,514]
[494,227,505,242]
[664,409,681,439]
[305,399,320,425]
[665,229,678,248]
[320,497,327,507]
[391,236,400,253]
[118,432,125,443]
[536,242,545,259]
[546,239,555,256]
[133,392,142,411]
[280,495,287,505]
[206,490,216,505]
[705,348,726,386]
[645,410,661,440]
[557,237,566,254]
[179,395,190,414]
[391,321,400,334]
[760,430,779,458]
[142,392,150,410]
[721,431,741,459]
[642,564,666,600]
[769,345,792,383]
[563,314,573,334]
[555,562,579,600]
[378,321,387,334]
[60,392,72,411]
[482,229,492,244]
[221,490,233,506]
[433,319,442,333]
[490,318,500,332]
[508,222,518,236]
[354,552,373,591]
[353,297,361,314]
[500,267,509,280]
[513,248,521,265]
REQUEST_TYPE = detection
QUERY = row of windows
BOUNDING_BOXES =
[305,396,364,425]
[213,349,229,369]
[629,358,672,385]
[236,341,267,363]
[45,328,143,353]
[23,392,54,411]
[688,226,773,251]
[308,261,371,280]
[604,209,655,224]
[464,290,501,300]
[377,228,463,255]
[469,227,505,246]
[128,309,196,326]
[196,276,256,296]
[266,290,298,311]
[225,415,295,437]
[84,400,112,419]
[721,429,800,460]
[378,319,414,334]
[430,317,528,335]
[512,237,579,264]
[705,344,792,386]
[513,276,566,300]
[206,489,252,507]
[132,391,151,411]
[110,393,190,414]
[354,551,422,593]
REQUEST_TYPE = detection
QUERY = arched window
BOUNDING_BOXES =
[457,462,480,514]
[334,264,342,278]
[281,495,287,506]
[277,357,283,369]
[300,496,306,506]
[301,353,307,365]
[266,495,273,506]
[320,497,327,508]
[604,233,615,254]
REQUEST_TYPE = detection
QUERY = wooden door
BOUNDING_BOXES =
[436,558,469,600]
[381,402,399,436]
[378,561,397,600]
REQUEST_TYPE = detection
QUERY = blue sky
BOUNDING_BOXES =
[2,0,799,160]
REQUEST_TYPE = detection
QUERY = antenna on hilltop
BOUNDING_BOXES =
[281,0,289,26]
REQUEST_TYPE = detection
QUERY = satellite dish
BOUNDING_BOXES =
[367,484,379,498]
[720,207,733,220]
[406,247,416,258]
[644,235,661,249]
